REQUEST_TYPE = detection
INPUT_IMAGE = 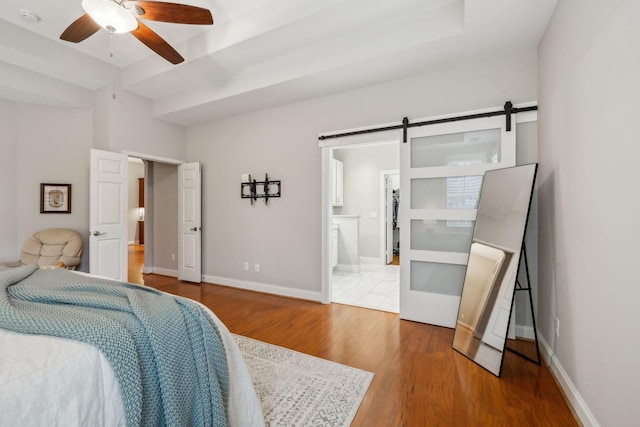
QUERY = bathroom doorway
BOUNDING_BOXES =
[329,142,400,313]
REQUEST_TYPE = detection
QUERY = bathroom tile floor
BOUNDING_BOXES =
[332,263,399,313]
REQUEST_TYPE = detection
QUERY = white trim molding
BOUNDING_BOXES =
[203,275,322,302]
[515,324,535,340]
[538,334,600,427]
[121,150,185,165]
[150,267,178,277]
[146,270,323,302]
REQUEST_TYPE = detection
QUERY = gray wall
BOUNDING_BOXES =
[0,89,186,273]
[515,122,538,331]
[538,0,639,425]
[150,162,179,274]
[95,87,187,160]
[186,50,538,296]
[0,100,18,261]
[13,104,93,270]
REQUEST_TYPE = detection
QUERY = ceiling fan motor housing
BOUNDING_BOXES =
[82,0,138,33]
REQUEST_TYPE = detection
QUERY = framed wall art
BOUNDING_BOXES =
[40,183,71,213]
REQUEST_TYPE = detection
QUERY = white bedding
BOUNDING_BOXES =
[0,285,264,427]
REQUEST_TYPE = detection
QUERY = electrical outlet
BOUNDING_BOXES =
[255,263,260,273]
[555,318,560,338]
[171,254,176,262]
[243,262,249,271]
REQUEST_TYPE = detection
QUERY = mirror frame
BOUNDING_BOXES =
[452,163,538,376]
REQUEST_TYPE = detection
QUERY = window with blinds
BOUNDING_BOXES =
[447,159,483,227]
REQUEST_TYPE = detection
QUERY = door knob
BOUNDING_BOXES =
[190,227,198,231]
[92,231,106,236]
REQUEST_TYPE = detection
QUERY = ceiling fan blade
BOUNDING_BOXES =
[60,14,101,43]
[131,21,184,64]
[125,1,213,25]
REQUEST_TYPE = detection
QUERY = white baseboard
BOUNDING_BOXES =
[203,274,322,302]
[335,264,360,273]
[142,266,153,274]
[538,334,600,427]
[144,270,322,302]
[515,324,535,340]
[150,267,177,277]
[457,320,474,330]
[359,256,385,265]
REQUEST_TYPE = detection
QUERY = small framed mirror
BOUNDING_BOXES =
[452,163,537,376]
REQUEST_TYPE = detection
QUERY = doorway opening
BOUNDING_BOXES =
[381,170,400,266]
[124,155,181,284]
[329,142,400,313]
[128,158,145,283]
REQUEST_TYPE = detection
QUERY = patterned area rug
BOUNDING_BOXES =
[234,335,374,427]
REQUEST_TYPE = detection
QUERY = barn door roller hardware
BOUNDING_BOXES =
[318,101,537,143]
[241,173,281,205]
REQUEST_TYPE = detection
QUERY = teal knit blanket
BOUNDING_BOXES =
[0,265,229,427]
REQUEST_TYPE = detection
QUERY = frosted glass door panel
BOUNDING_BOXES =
[411,176,483,209]
[400,114,516,327]
[410,220,474,252]
[411,128,501,168]
[410,261,467,296]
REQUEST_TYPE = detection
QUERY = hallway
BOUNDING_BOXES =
[128,244,144,284]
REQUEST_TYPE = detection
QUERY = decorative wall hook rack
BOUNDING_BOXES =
[241,173,281,205]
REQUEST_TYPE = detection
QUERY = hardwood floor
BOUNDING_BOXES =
[127,244,145,285]
[128,245,578,426]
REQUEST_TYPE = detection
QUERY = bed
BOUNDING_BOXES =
[0,265,264,427]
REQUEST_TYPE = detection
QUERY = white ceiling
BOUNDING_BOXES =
[0,0,557,126]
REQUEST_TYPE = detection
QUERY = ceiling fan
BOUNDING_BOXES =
[60,0,213,64]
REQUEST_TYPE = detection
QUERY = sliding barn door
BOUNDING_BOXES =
[399,116,515,327]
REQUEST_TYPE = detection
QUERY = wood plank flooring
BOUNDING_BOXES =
[128,245,578,426]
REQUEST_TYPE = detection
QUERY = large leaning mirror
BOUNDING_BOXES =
[452,163,538,376]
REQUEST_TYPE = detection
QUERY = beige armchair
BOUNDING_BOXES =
[0,228,83,270]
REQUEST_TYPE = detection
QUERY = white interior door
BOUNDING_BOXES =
[89,149,128,281]
[178,162,202,283]
[385,175,394,264]
[399,116,515,327]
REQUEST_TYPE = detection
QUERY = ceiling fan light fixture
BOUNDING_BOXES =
[82,0,137,33]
